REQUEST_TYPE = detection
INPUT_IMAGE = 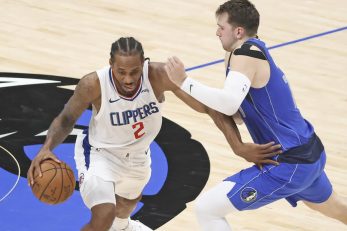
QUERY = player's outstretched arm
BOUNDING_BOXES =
[165,56,254,116]
[208,109,282,168]
[160,59,281,167]
[27,72,100,186]
[149,62,208,113]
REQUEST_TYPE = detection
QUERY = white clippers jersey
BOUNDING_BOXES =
[88,59,162,152]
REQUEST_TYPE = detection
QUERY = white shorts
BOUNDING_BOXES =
[74,131,152,209]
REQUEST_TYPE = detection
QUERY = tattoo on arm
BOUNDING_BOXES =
[42,73,98,150]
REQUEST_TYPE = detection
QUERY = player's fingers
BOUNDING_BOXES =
[271,144,282,150]
[29,160,40,185]
[164,63,172,75]
[33,160,42,178]
[256,163,263,170]
[260,141,275,149]
[267,144,282,153]
[263,152,280,158]
[260,143,282,154]
[50,155,61,164]
[164,61,173,73]
[172,56,182,66]
[168,57,176,66]
[170,56,182,69]
[167,58,175,70]
[27,165,33,186]
[260,159,280,166]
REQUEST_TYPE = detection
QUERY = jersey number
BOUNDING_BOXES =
[132,122,145,139]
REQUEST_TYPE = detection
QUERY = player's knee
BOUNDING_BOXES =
[90,203,116,230]
[115,195,141,216]
[195,194,213,218]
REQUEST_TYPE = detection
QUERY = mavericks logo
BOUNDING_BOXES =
[240,187,257,203]
[0,73,210,230]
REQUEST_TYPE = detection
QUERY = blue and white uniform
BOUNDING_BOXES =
[225,38,332,210]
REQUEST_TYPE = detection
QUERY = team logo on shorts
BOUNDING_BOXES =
[0,73,210,230]
[240,187,257,203]
[78,173,85,187]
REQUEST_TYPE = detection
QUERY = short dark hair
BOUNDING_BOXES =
[110,37,144,62]
[216,0,259,36]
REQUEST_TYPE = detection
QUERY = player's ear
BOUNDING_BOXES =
[109,58,113,66]
[236,27,245,39]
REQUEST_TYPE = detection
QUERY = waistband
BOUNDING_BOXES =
[277,133,324,164]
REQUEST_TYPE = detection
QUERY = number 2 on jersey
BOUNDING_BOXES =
[132,122,145,139]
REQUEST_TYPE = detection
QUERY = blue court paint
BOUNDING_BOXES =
[76,110,92,126]
[185,26,347,72]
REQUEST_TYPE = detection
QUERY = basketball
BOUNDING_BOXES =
[31,159,76,204]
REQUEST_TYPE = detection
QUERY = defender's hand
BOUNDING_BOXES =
[27,150,61,186]
[235,142,282,169]
[164,56,187,87]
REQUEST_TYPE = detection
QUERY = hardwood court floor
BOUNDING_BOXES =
[1,0,346,230]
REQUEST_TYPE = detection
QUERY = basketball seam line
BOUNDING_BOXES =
[55,163,65,204]
[38,167,58,201]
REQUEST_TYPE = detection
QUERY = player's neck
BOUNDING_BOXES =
[230,36,250,52]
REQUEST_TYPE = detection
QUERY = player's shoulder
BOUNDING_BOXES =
[148,61,167,83]
[149,61,166,76]
[75,71,100,98]
[79,71,99,87]
[232,42,266,61]
[148,61,177,93]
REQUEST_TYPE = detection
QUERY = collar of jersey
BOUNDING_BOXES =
[108,67,143,101]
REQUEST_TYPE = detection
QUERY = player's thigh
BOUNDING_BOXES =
[303,191,346,218]
[80,174,116,209]
[115,160,151,200]
[287,170,332,207]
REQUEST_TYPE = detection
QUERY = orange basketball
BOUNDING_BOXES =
[31,159,76,204]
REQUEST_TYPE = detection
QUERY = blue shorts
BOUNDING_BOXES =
[224,151,332,210]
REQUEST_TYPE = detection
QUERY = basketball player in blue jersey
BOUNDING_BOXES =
[27,36,281,231]
[165,0,347,230]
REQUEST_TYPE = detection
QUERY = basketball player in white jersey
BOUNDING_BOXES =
[27,37,281,231]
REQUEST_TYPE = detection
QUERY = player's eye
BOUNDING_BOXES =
[130,70,140,76]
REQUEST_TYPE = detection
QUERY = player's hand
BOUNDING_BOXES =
[235,142,282,169]
[27,149,61,186]
[164,56,187,87]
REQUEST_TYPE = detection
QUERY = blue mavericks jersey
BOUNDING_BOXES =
[231,38,314,151]
[224,38,331,211]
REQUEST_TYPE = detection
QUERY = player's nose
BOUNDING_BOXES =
[216,28,222,37]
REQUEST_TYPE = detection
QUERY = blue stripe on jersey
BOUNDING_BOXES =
[82,129,91,169]
[108,68,143,101]
[233,38,314,150]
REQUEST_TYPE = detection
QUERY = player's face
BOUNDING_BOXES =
[110,54,144,97]
[216,12,238,52]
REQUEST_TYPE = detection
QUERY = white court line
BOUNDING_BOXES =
[0,145,21,202]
